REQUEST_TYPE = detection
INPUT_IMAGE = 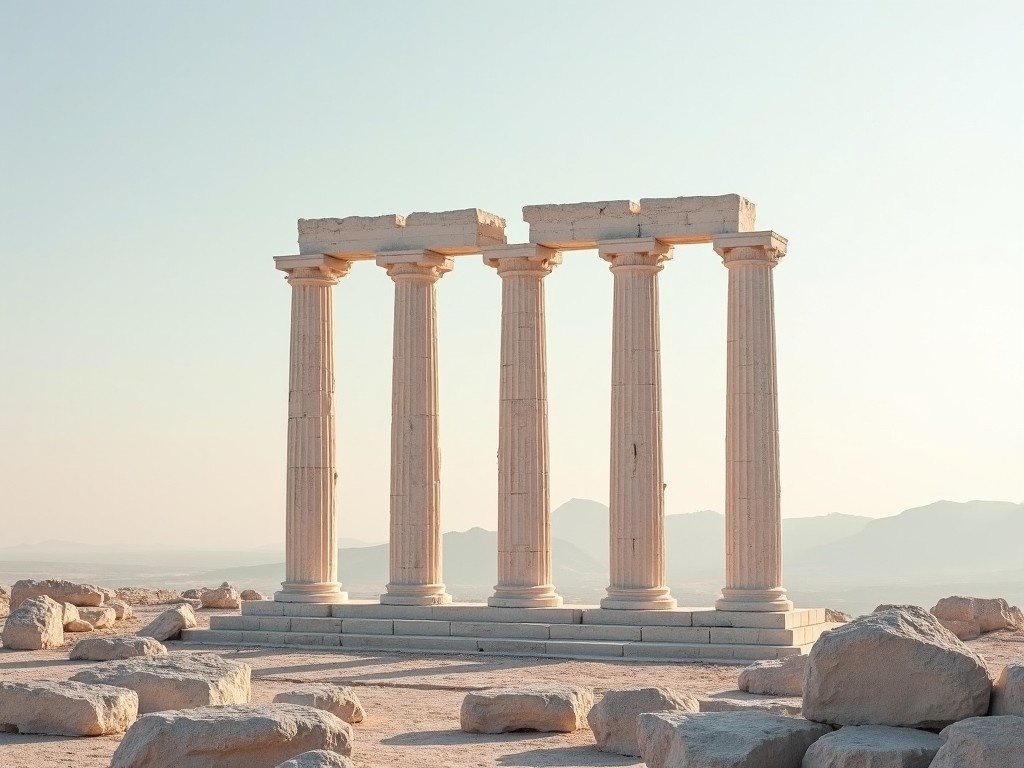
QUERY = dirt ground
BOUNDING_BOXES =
[0,605,1021,768]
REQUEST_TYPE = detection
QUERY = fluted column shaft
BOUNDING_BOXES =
[378,250,453,606]
[275,256,351,604]
[485,246,563,608]
[600,239,677,610]
[714,231,793,612]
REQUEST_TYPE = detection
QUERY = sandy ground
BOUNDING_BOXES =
[0,605,1021,768]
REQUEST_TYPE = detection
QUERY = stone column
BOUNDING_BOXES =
[484,245,563,608]
[273,254,351,603]
[713,231,793,612]
[600,238,677,610]
[377,250,453,606]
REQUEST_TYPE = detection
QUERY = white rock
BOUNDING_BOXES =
[637,710,831,768]
[274,685,364,724]
[937,618,981,641]
[1,595,64,649]
[738,654,807,696]
[201,583,241,609]
[107,598,133,620]
[181,588,204,599]
[79,605,118,629]
[62,601,80,627]
[803,606,991,728]
[10,578,105,609]
[802,725,942,768]
[931,716,1024,768]
[0,680,138,736]
[70,635,168,661]
[931,595,1024,633]
[460,684,594,733]
[825,608,852,623]
[587,687,698,757]
[240,589,265,601]
[0,585,9,618]
[110,704,353,768]
[71,652,250,713]
[991,663,1024,717]
[65,619,94,632]
[138,603,197,641]
[698,690,803,716]
[275,750,357,768]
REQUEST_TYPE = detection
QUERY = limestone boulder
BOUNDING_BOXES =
[274,684,365,724]
[824,608,851,623]
[201,582,241,609]
[62,601,80,626]
[802,725,942,768]
[931,595,1024,634]
[10,578,105,609]
[275,750,357,768]
[181,588,204,600]
[107,598,133,620]
[241,589,266,601]
[0,680,138,736]
[1,595,64,650]
[70,635,168,661]
[460,684,594,733]
[71,652,250,713]
[65,619,94,632]
[930,716,1024,768]
[637,710,831,768]
[138,603,197,641]
[738,654,807,696]
[991,663,1024,716]
[803,606,991,728]
[587,686,698,757]
[114,587,183,606]
[178,597,203,609]
[937,619,981,641]
[110,704,353,768]
[79,605,118,629]
[0,585,10,617]
[698,691,803,716]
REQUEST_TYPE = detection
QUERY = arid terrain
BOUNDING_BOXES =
[1,605,1021,768]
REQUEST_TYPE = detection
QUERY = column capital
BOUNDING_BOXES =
[482,243,562,276]
[599,237,673,272]
[713,231,788,267]
[274,254,353,285]
[376,249,454,281]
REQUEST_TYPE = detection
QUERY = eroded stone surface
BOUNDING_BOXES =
[107,598,133,620]
[698,690,803,716]
[587,686,698,757]
[802,725,942,768]
[274,685,364,724]
[70,636,168,661]
[65,619,94,632]
[10,579,104,610]
[803,606,991,728]
[931,716,1024,768]
[0,585,10,617]
[0,680,138,736]
[240,589,265,601]
[110,704,352,768]
[637,710,830,768]
[738,654,807,696]
[71,652,250,713]
[991,663,1024,717]
[201,583,241,610]
[931,596,1024,636]
[138,604,197,641]
[1,595,64,650]
[79,605,117,629]
[275,750,356,768]
[460,684,594,733]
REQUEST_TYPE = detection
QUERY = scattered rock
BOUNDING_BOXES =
[931,596,1024,639]
[738,654,807,696]
[79,605,118,629]
[107,598,133,620]
[0,680,138,736]
[460,684,594,733]
[803,606,991,728]
[991,664,1024,717]
[138,604,197,641]
[177,597,203,609]
[587,686,698,757]
[10,578,104,610]
[0,585,10,618]
[71,652,251,713]
[114,587,184,606]
[825,608,852,623]
[62,602,81,627]
[70,636,168,661]
[65,619,94,632]
[637,710,831,768]
[937,619,981,641]
[274,685,364,724]
[698,690,803,716]
[275,750,356,768]
[931,716,1024,768]
[240,589,266,601]
[181,588,204,600]
[110,704,353,768]
[802,724,942,768]
[201,583,241,610]
[1,595,64,650]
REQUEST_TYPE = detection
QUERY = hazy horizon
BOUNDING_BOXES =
[2,3,1021,549]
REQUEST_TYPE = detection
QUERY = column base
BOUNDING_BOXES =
[274,582,349,604]
[380,583,452,606]
[488,584,563,608]
[715,587,793,612]
[600,585,677,610]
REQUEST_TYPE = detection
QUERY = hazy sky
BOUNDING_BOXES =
[2,2,1021,549]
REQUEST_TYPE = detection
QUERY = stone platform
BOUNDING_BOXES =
[180,601,837,663]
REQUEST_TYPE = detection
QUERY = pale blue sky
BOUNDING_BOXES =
[2,2,1021,548]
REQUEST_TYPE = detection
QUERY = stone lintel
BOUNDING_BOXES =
[524,194,755,249]
[298,208,507,257]
[374,248,451,270]
[598,237,673,263]
[712,230,788,256]
[273,254,354,273]
[481,243,561,269]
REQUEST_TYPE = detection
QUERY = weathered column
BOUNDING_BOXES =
[274,254,351,603]
[713,231,793,612]
[377,250,453,606]
[600,238,677,610]
[484,245,563,608]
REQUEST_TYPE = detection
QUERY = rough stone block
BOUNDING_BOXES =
[461,685,594,733]
[79,605,118,629]
[738,654,807,696]
[0,680,138,736]
[990,663,1024,716]
[138,604,196,641]
[10,578,105,610]
[70,636,167,661]
[1,594,63,649]
[803,725,942,768]
[931,716,1024,768]
[274,685,364,724]
[588,687,699,756]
